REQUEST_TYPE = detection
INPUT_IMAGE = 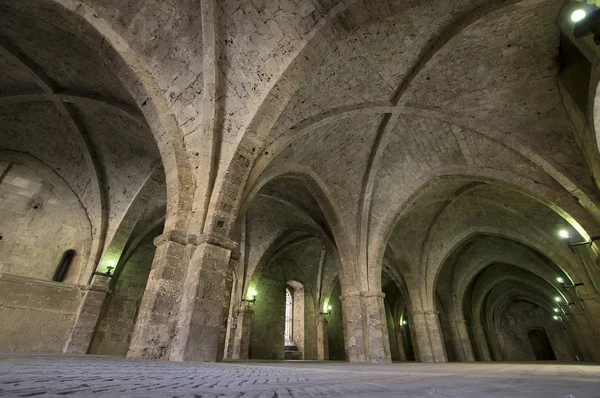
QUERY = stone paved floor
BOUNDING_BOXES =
[0,354,599,397]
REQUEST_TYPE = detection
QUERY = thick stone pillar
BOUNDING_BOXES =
[568,307,600,361]
[231,306,254,359]
[63,279,109,353]
[410,310,447,363]
[168,234,236,362]
[128,231,235,362]
[448,319,474,362]
[341,292,391,363]
[395,327,407,361]
[471,324,491,361]
[127,230,189,360]
[316,315,329,360]
[341,294,365,362]
[217,257,236,362]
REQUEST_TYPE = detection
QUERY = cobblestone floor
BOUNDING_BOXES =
[0,354,599,397]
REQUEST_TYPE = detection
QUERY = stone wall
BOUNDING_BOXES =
[0,162,90,283]
[495,301,575,361]
[88,229,157,355]
[0,274,82,352]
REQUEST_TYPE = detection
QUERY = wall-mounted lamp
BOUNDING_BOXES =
[320,305,332,316]
[559,229,600,249]
[553,315,560,321]
[93,265,115,278]
[554,296,562,303]
[573,6,600,45]
[242,290,257,305]
[402,320,408,326]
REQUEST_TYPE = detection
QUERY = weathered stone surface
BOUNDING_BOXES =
[2,0,600,372]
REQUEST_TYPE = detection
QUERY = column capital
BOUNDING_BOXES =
[153,229,187,247]
[339,291,385,300]
[235,306,254,315]
[188,233,238,251]
[410,309,439,316]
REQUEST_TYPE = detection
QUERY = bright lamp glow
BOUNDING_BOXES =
[553,315,560,320]
[559,230,570,239]
[250,289,257,297]
[402,320,407,325]
[555,296,562,302]
[557,277,564,284]
[571,9,587,22]
[327,305,332,311]
[554,308,559,313]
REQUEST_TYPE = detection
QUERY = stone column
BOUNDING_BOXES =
[168,234,236,362]
[63,278,110,353]
[449,319,474,362]
[316,315,329,360]
[217,257,236,362]
[341,292,391,363]
[471,324,491,361]
[232,306,254,359]
[341,293,365,362]
[127,230,189,360]
[363,292,391,363]
[568,310,600,361]
[410,310,447,363]
[395,327,407,361]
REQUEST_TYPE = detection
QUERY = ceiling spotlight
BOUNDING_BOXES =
[553,315,560,320]
[555,296,562,302]
[572,9,587,23]
[554,308,560,313]
[559,230,570,239]
[557,277,564,284]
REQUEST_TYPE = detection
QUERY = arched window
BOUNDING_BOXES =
[285,288,293,339]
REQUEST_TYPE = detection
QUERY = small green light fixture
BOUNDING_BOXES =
[554,308,560,313]
[554,296,562,302]
[553,315,560,321]
[402,320,408,326]
[320,305,332,316]
[93,259,116,278]
[557,277,565,284]
[559,230,570,239]
[571,9,587,22]
[242,289,257,305]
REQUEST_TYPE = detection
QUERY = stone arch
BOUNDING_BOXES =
[426,227,581,312]
[369,167,594,298]
[240,165,356,292]
[49,0,194,236]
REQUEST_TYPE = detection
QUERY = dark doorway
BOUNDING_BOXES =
[528,328,556,360]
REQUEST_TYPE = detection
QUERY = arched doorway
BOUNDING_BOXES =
[528,328,557,361]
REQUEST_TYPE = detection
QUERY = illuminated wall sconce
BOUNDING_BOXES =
[93,260,116,278]
[242,289,257,305]
[320,305,332,316]
[553,315,560,321]
[553,308,560,313]
[402,320,408,326]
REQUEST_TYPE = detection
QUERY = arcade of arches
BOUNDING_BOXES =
[3,0,600,366]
